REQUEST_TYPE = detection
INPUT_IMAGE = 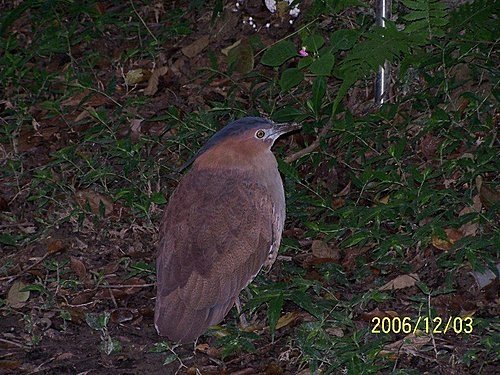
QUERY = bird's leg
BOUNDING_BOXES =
[235,297,248,327]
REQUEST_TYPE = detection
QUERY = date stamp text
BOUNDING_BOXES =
[371,316,473,335]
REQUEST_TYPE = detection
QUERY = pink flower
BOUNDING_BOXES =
[299,47,308,57]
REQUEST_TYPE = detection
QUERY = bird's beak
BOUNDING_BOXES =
[269,121,301,139]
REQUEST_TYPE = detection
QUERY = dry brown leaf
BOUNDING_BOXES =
[0,360,21,370]
[360,308,399,321]
[125,68,149,85]
[331,197,345,209]
[379,273,420,291]
[61,90,111,108]
[380,333,431,356]
[71,290,97,305]
[419,133,441,159]
[144,66,168,96]
[181,35,209,58]
[70,257,87,280]
[311,240,340,261]
[337,182,351,197]
[110,308,135,324]
[276,311,300,330]
[55,353,74,361]
[377,195,390,205]
[221,39,241,56]
[74,107,93,122]
[75,189,113,216]
[326,327,344,337]
[480,183,500,209]
[7,281,30,308]
[0,196,9,211]
[47,239,66,254]
[459,195,482,237]
[129,119,143,141]
[432,228,463,251]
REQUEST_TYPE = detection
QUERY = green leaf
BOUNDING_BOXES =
[342,231,367,247]
[228,41,254,74]
[311,76,327,116]
[279,68,304,91]
[272,106,303,122]
[303,34,325,51]
[0,234,16,246]
[261,40,297,67]
[331,29,359,51]
[267,292,284,338]
[163,354,177,365]
[290,292,322,319]
[150,192,167,204]
[401,0,449,39]
[297,56,313,69]
[309,52,335,76]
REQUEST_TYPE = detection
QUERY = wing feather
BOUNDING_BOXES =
[155,167,282,342]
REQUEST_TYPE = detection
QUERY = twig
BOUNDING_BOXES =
[0,337,29,349]
[284,123,330,163]
[96,283,155,289]
[255,18,319,57]
[130,0,158,45]
[0,252,52,282]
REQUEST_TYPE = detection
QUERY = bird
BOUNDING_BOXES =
[154,116,300,343]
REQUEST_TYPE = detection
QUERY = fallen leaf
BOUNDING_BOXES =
[311,240,340,261]
[125,68,149,85]
[227,40,254,74]
[459,195,482,237]
[221,39,241,56]
[129,119,143,141]
[71,290,96,305]
[326,327,344,337]
[360,308,399,321]
[55,353,74,361]
[380,334,431,356]
[480,183,500,209]
[379,273,420,291]
[74,107,93,122]
[61,90,112,108]
[110,308,135,324]
[276,311,300,330]
[47,239,66,254]
[181,35,209,58]
[432,228,463,251]
[419,133,441,159]
[75,189,114,216]
[0,360,21,371]
[144,66,168,96]
[7,281,30,308]
[377,195,390,205]
[331,197,345,209]
[70,257,87,280]
[0,195,9,211]
[336,182,351,196]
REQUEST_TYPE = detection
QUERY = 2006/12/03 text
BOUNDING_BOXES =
[371,316,473,334]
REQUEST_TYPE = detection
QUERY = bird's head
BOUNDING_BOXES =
[188,117,300,168]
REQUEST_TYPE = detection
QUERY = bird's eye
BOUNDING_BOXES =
[255,130,265,139]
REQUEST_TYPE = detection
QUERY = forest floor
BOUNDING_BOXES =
[0,1,498,374]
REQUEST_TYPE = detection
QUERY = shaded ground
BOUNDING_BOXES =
[1,0,498,374]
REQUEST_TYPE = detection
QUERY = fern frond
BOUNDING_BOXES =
[332,22,417,114]
[449,0,497,40]
[340,22,416,82]
[401,0,449,39]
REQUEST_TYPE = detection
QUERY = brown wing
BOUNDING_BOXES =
[154,167,281,343]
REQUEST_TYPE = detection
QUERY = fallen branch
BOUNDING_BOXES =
[285,123,330,163]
